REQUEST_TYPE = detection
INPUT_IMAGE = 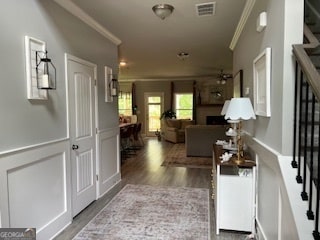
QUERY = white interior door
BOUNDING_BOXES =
[67,55,97,217]
[144,92,164,137]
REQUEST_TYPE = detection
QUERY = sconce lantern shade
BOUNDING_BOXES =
[224,98,256,121]
[152,4,174,20]
[110,78,119,97]
[36,50,56,90]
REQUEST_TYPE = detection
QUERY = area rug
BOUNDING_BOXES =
[161,143,212,168]
[73,184,210,240]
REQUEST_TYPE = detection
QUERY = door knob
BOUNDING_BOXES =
[72,144,79,150]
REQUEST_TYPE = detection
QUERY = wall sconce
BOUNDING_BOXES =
[25,36,54,100]
[104,66,118,101]
[110,77,118,97]
[36,50,56,90]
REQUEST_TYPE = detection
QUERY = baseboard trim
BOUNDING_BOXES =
[256,219,267,240]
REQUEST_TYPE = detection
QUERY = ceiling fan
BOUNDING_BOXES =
[217,69,232,84]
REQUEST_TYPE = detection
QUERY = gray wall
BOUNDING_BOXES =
[0,0,118,152]
[173,80,194,93]
[233,0,304,238]
[233,0,303,155]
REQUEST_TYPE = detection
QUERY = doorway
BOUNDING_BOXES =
[144,92,164,137]
[66,54,97,217]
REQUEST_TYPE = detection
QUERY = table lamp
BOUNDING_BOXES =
[221,99,238,149]
[224,98,256,164]
[220,100,230,115]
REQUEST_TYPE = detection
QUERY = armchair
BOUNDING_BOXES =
[161,119,195,143]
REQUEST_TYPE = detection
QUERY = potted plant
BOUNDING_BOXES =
[160,109,176,119]
[155,129,161,141]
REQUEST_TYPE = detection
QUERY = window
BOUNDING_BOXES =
[174,93,193,119]
[118,92,132,115]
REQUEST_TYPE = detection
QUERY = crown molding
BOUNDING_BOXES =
[229,0,256,51]
[54,0,121,45]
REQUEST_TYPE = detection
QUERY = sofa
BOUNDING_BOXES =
[185,125,227,157]
[161,119,195,143]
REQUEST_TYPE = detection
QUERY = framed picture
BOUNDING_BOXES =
[104,66,113,102]
[233,69,243,97]
[209,85,225,104]
[253,47,271,117]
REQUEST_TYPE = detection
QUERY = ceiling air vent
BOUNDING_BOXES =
[196,2,216,17]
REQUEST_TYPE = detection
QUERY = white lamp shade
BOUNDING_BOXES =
[221,100,230,115]
[224,98,256,120]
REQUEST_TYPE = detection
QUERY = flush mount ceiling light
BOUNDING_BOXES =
[119,61,127,66]
[152,4,174,20]
[177,52,189,60]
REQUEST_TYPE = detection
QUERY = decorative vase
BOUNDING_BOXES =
[155,129,161,141]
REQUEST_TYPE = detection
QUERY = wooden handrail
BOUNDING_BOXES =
[304,23,320,48]
[292,24,320,101]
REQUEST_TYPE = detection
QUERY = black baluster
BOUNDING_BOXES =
[297,69,304,184]
[301,76,309,201]
[313,101,320,239]
[292,61,299,168]
[307,95,315,219]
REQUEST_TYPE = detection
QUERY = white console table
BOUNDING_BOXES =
[212,144,256,235]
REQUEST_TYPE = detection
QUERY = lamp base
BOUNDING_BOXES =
[231,155,245,165]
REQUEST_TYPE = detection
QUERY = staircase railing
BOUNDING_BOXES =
[292,21,320,239]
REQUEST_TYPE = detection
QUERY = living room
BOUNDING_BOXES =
[118,77,233,133]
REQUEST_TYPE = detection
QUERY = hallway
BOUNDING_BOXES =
[55,138,248,240]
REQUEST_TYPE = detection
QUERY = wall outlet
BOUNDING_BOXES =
[245,87,250,95]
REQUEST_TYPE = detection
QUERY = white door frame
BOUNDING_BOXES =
[65,53,99,216]
[144,92,164,137]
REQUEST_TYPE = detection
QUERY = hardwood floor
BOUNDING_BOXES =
[54,138,248,240]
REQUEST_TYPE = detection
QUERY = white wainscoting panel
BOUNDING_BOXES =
[244,135,314,240]
[0,139,71,240]
[97,127,121,197]
[8,153,66,228]
[256,153,279,240]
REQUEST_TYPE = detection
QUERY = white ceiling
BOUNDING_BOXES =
[69,0,247,80]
